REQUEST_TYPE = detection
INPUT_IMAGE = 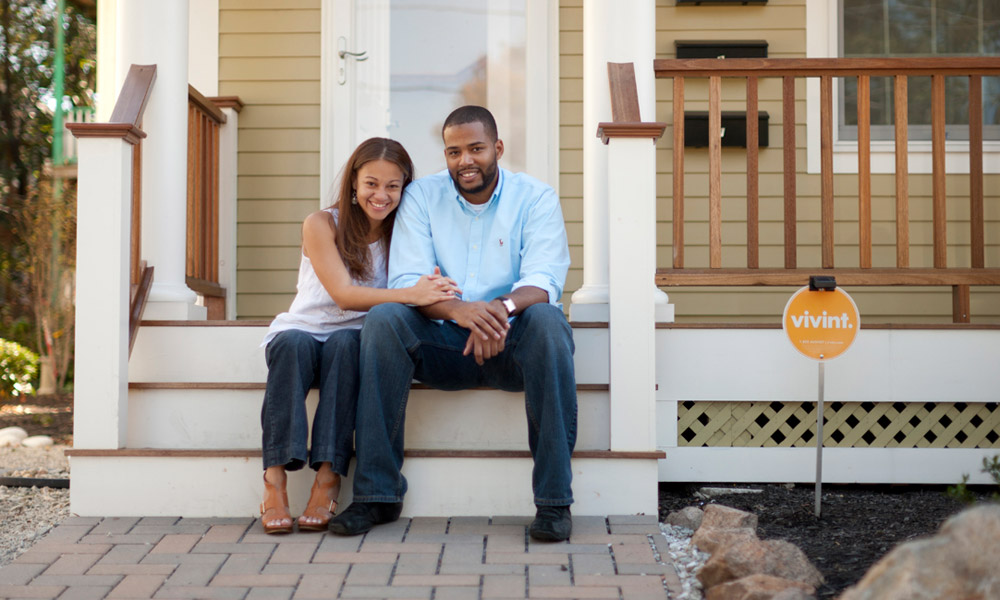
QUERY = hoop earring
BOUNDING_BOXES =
[351,191,358,205]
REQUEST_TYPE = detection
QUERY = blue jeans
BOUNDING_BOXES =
[352,302,577,506]
[261,328,359,475]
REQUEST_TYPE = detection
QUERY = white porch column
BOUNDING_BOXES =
[71,134,136,448]
[118,0,204,319]
[214,100,243,319]
[572,0,670,322]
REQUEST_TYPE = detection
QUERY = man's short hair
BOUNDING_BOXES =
[442,105,498,142]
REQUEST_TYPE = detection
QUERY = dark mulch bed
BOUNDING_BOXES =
[659,481,988,599]
[0,394,73,445]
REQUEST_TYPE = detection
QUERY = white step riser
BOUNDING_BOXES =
[128,389,610,451]
[68,455,659,518]
[129,327,610,385]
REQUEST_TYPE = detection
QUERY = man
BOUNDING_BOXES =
[329,106,577,541]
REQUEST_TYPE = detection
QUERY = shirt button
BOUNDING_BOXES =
[470,273,476,277]
[473,245,478,250]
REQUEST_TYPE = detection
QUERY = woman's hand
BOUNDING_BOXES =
[408,266,461,306]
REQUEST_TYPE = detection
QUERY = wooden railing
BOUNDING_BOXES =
[186,86,227,319]
[69,64,156,352]
[650,57,1000,322]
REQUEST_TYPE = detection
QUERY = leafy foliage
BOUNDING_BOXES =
[947,454,1000,504]
[0,336,38,400]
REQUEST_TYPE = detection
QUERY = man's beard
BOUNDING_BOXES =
[451,161,498,196]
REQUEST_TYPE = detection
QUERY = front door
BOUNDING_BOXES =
[322,0,556,200]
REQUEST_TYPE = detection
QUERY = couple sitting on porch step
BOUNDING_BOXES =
[258,106,577,542]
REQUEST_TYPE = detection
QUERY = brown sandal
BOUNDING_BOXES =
[297,474,339,532]
[260,475,293,534]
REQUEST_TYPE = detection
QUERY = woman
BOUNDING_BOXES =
[259,138,457,534]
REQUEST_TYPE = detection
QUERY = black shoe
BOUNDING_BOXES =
[529,505,572,541]
[327,501,403,536]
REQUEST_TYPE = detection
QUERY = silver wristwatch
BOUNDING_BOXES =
[498,296,516,316]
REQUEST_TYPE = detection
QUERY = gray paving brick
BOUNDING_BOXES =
[482,574,525,598]
[176,518,253,527]
[362,542,440,555]
[439,542,483,566]
[317,534,362,553]
[569,516,608,535]
[149,534,202,555]
[42,554,100,576]
[291,573,344,599]
[203,524,252,544]
[361,519,409,542]
[313,552,397,564]
[570,554,615,576]
[607,516,657,526]
[405,517,448,536]
[446,518,491,535]
[241,532,323,545]
[607,524,660,535]
[0,562,46,585]
[344,563,393,586]
[528,584,619,598]
[36,525,94,543]
[31,574,123,587]
[571,534,649,545]
[392,552,439,576]
[263,564,349,576]
[610,542,656,565]
[10,551,61,565]
[211,573,299,587]
[486,553,567,566]
[392,575,479,587]
[92,518,141,534]
[339,585,432,599]
[268,542,317,564]
[27,542,111,555]
[108,574,167,598]
[402,534,484,545]
[439,564,524,576]
[528,543,609,554]
[246,586,294,599]
[488,516,532,526]
[154,585,248,599]
[136,517,181,527]
[217,553,270,577]
[54,585,114,600]
[164,556,226,587]
[0,584,65,599]
[132,525,211,536]
[613,563,677,576]
[528,564,571,587]
[485,532,525,553]
[431,587,481,600]
[142,553,228,566]
[88,564,177,576]
[192,542,274,555]
[95,542,154,565]
[80,533,164,545]
[60,517,102,526]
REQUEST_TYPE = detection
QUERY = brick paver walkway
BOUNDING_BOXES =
[0,515,682,599]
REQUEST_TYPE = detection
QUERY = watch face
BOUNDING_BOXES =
[502,298,516,315]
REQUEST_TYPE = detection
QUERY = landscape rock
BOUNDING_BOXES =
[666,506,704,531]
[705,573,816,600]
[698,537,824,590]
[701,504,759,531]
[837,503,1000,600]
[0,426,29,447]
[21,435,54,448]
[692,525,759,554]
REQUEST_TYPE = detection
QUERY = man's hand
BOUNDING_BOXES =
[451,300,509,365]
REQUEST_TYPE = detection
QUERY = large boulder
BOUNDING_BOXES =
[666,506,705,531]
[0,426,29,447]
[692,504,760,554]
[698,538,824,590]
[701,504,759,530]
[705,574,816,600]
[837,503,1000,600]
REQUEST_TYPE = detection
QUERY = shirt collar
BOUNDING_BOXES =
[453,168,505,213]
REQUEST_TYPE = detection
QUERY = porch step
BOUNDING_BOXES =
[125,384,611,450]
[65,449,662,517]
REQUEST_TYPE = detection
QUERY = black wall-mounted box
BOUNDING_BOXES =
[675,40,768,59]
[684,111,769,148]
[676,0,767,5]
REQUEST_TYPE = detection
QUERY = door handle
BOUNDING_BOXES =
[338,37,368,85]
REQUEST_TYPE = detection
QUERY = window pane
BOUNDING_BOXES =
[888,0,931,54]
[937,0,979,54]
[843,0,885,56]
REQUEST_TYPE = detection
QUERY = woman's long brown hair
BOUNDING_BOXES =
[333,138,413,281]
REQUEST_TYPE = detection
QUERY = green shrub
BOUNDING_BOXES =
[0,338,38,399]
[947,454,1000,504]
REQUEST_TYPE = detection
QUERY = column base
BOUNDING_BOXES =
[143,282,207,320]
[571,296,675,323]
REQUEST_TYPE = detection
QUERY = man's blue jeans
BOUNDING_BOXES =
[261,328,359,475]
[352,302,577,506]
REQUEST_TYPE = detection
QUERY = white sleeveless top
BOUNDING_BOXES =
[262,208,387,346]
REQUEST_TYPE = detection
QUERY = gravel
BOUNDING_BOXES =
[0,445,71,567]
[656,523,710,599]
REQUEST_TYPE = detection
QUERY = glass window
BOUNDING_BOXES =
[839,0,1000,141]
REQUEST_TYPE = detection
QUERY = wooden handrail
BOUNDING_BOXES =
[652,56,1000,322]
[129,263,154,354]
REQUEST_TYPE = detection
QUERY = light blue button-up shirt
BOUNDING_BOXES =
[388,168,570,306]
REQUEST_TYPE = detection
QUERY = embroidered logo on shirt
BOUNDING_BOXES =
[499,238,504,247]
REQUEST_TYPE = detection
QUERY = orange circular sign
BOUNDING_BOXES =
[782,286,860,361]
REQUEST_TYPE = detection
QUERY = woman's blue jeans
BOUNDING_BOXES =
[261,328,359,475]
[352,302,577,506]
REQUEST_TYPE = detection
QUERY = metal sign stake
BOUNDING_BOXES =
[816,358,825,518]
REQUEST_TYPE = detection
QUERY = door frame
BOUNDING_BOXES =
[319,0,560,204]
